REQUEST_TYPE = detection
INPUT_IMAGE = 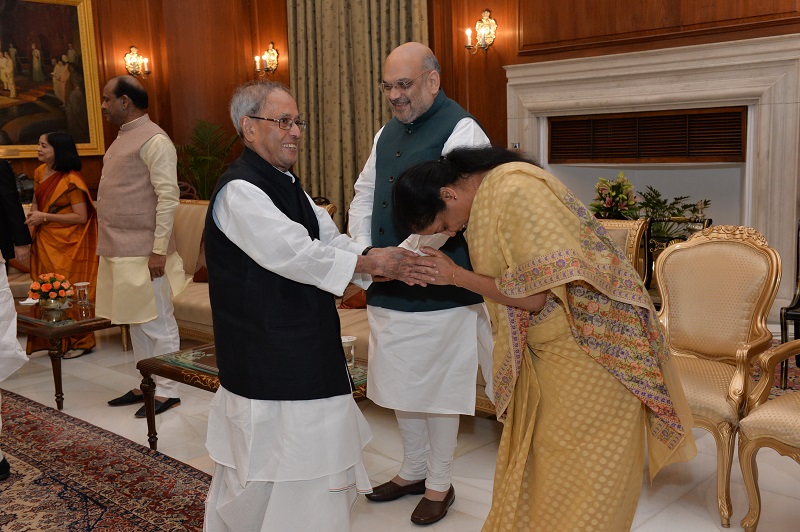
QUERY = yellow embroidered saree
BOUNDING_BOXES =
[468,163,696,531]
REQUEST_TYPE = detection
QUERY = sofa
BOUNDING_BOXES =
[169,200,495,416]
[10,199,494,416]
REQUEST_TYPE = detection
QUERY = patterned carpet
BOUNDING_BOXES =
[0,390,209,532]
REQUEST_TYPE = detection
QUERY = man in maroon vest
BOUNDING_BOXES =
[96,75,185,418]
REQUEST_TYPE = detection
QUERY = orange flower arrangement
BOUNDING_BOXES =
[29,273,74,301]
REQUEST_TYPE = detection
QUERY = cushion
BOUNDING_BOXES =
[192,235,208,283]
[8,257,30,273]
[739,391,800,445]
[672,354,753,425]
[338,283,366,309]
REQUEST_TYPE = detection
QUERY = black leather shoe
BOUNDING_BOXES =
[0,457,10,481]
[365,478,426,502]
[135,397,180,418]
[108,390,144,406]
[410,485,455,526]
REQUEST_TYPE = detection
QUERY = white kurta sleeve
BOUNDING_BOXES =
[212,179,359,297]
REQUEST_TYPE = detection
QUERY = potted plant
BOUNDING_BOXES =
[637,186,710,240]
[588,172,640,220]
[177,120,238,200]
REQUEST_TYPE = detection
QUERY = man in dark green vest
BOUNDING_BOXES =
[349,42,494,525]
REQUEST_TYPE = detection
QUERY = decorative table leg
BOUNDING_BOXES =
[48,339,64,410]
[140,372,158,450]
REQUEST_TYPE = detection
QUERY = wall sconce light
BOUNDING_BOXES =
[254,42,279,77]
[465,9,497,54]
[123,45,151,78]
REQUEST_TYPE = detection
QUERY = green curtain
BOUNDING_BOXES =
[288,0,427,228]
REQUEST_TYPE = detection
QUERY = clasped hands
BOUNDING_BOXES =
[24,210,46,227]
[367,246,460,287]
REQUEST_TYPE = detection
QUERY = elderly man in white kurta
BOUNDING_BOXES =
[96,75,186,418]
[203,80,432,531]
[348,42,494,525]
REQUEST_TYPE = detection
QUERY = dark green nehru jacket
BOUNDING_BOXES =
[368,90,484,312]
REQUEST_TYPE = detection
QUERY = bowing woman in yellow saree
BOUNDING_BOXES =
[25,132,98,359]
[394,146,697,531]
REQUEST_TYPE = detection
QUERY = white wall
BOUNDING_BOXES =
[547,164,743,227]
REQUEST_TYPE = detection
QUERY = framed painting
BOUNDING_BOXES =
[0,0,104,158]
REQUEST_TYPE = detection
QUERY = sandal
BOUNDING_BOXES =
[63,348,91,360]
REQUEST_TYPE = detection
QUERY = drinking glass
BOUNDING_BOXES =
[341,336,357,367]
[74,282,90,306]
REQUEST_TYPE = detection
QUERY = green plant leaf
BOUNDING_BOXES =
[177,120,238,200]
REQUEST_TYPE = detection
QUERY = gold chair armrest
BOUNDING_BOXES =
[748,339,800,411]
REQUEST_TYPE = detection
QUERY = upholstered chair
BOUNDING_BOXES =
[655,225,780,527]
[778,219,800,388]
[597,217,651,285]
[738,339,800,532]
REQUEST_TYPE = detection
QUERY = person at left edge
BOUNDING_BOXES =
[0,160,31,482]
[202,80,432,531]
[96,75,185,418]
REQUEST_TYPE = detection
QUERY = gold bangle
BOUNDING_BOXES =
[43,213,47,223]
[452,267,461,287]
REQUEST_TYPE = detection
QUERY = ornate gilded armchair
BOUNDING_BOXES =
[597,217,651,285]
[655,225,780,527]
[738,339,800,531]
[778,219,800,388]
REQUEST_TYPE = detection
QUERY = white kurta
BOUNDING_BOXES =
[205,176,372,490]
[0,256,28,383]
[348,117,495,415]
[1,255,29,463]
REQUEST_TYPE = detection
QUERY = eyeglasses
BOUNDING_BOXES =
[378,70,432,94]
[247,115,308,131]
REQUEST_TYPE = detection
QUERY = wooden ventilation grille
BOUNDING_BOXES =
[549,107,746,164]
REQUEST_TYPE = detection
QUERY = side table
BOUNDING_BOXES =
[137,345,368,450]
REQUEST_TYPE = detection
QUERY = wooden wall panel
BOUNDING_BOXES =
[161,0,247,144]
[430,0,800,149]
[7,0,799,194]
[430,0,516,147]
[520,0,800,54]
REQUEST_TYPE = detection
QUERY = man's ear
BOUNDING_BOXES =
[240,116,255,142]
[427,70,441,94]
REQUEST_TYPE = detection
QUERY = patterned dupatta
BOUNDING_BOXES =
[476,163,687,451]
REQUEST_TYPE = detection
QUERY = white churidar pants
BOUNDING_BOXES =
[129,276,180,397]
[395,411,460,492]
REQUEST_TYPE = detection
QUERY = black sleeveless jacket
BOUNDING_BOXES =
[204,147,352,400]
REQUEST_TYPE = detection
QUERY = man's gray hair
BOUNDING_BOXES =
[229,80,291,137]
[422,53,441,75]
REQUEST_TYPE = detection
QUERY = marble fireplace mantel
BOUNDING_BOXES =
[506,34,800,318]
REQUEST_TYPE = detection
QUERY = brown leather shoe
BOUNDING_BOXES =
[365,478,426,502]
[410,485,455,526]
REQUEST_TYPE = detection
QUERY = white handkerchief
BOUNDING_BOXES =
[398,233,450,255]
[20,298,38,305]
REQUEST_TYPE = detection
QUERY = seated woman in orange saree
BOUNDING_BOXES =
[394,146,697,531]
[26,132,98,359]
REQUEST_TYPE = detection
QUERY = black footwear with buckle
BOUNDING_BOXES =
[0,457,10,481]
[365,478,427,502]
[135,397,181,418]
[410,485,455,526]
[108,390,144,406]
